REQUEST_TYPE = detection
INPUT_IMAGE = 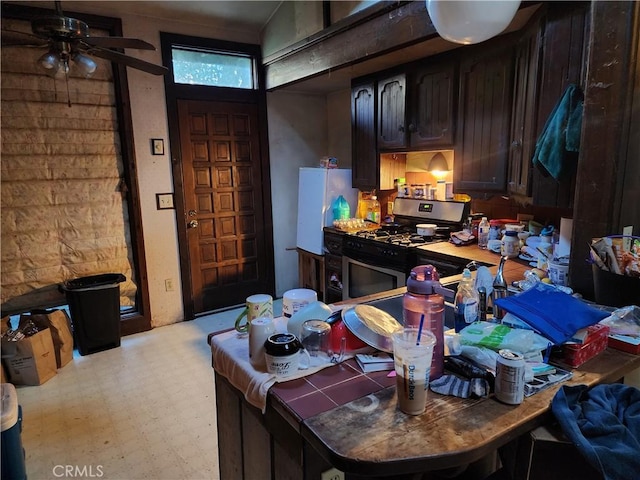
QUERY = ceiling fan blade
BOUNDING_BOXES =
[83,36,156,50]
[1,28,46,46]
[89,47,168,76]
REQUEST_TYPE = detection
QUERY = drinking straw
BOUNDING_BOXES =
[416,313,425,345]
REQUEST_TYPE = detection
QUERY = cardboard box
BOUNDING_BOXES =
[562,324,610,368]
[3,327,57,385]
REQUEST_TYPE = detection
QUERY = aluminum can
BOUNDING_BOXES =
[495,349,525,405]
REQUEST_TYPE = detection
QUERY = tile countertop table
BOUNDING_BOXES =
[210,257,640,479]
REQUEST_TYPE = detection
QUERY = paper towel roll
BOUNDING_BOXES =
[556,217,573,258]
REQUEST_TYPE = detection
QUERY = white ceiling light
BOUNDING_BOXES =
[73,52,97,78]
[426,0,521,45]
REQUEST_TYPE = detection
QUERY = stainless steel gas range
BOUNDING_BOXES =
[342,198,472,300]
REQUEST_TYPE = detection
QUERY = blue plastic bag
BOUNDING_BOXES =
[494,284,609,344]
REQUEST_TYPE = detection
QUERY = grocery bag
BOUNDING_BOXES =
[27,309,74,368]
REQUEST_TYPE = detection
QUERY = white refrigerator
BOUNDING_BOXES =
[296,168,358,255]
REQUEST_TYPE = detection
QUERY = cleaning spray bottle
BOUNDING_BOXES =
[403,264,445,380]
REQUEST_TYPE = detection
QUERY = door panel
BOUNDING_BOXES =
[178,99,270,314]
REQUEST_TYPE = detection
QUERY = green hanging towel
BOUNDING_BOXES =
[532,84,584,180]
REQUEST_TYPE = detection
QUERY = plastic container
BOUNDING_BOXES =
[592,264,640,307]
[403,265,445,380]
[501,230,520,258]
[478,217,490,249]
[548,259,570,286]
[454,269,479,333]
[366,196,381,224]
[61,273,125,356]
[332,195,350,221]
[1,383,26,480]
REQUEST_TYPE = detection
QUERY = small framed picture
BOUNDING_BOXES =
[156,193,174,210]
[151,138,164,155]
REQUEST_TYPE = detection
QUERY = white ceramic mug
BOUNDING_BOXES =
[282,289,317,318]
[249,317,275,370]
[235,294,273,334]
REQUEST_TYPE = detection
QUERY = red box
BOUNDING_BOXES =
[562,324,610,368]
[608,334,640,355]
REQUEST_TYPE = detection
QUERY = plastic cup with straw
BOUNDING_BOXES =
[392,319,436,415]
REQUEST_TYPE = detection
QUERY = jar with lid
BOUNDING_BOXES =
[411,184,425,199]
[501,230,519,258]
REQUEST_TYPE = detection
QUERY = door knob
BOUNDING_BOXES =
[187,220,199,229]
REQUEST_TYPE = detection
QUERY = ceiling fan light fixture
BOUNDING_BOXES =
[38,51,60,76]
[73,52,97,78]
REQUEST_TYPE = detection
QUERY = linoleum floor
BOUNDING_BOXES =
[13,303,261,480]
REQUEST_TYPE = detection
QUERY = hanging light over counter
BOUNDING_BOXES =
[426,0,521,45]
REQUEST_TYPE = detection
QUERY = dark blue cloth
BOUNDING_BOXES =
[532,83,583,180]
[552,384,640,480]
[493,283,609,344]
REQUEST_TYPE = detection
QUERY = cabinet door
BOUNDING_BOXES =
[455,46,514,193]
[409,62,455,148]
[377,74,406,150]
[531,4,588,208]
[351,81,378,190]
[508,23,541,196]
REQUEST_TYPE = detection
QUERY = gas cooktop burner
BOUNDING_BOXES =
[350,229,447,248]
[353,229,392,240]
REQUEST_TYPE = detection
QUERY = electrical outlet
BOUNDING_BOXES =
[164,278,175,292]
[321,468,345,480]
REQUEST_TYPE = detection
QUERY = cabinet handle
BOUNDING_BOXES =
[408,123,416,133]
[511,140,522,148]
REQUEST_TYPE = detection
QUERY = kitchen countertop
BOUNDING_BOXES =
[212,290,640,477]
[325,226,532,286]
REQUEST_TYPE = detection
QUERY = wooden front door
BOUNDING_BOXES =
[177,99,272,314]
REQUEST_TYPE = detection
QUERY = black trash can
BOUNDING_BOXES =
[61,273,126,356]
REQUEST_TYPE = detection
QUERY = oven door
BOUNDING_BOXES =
[342,256,406,301]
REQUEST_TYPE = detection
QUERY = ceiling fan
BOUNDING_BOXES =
[1,1,168,77]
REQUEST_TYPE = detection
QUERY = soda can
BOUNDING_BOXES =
[495,349,525,405]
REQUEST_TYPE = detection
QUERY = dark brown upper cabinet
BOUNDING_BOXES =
[454,44,515,194]
[376,63,456,152]
[508,19,542,197]
[530,4,589,208]
[408,61,456,148]
[377,74,406,150]
[351,80,378,190]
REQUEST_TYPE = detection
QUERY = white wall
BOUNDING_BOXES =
[267,92,329,296]
[327,89,353,168]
